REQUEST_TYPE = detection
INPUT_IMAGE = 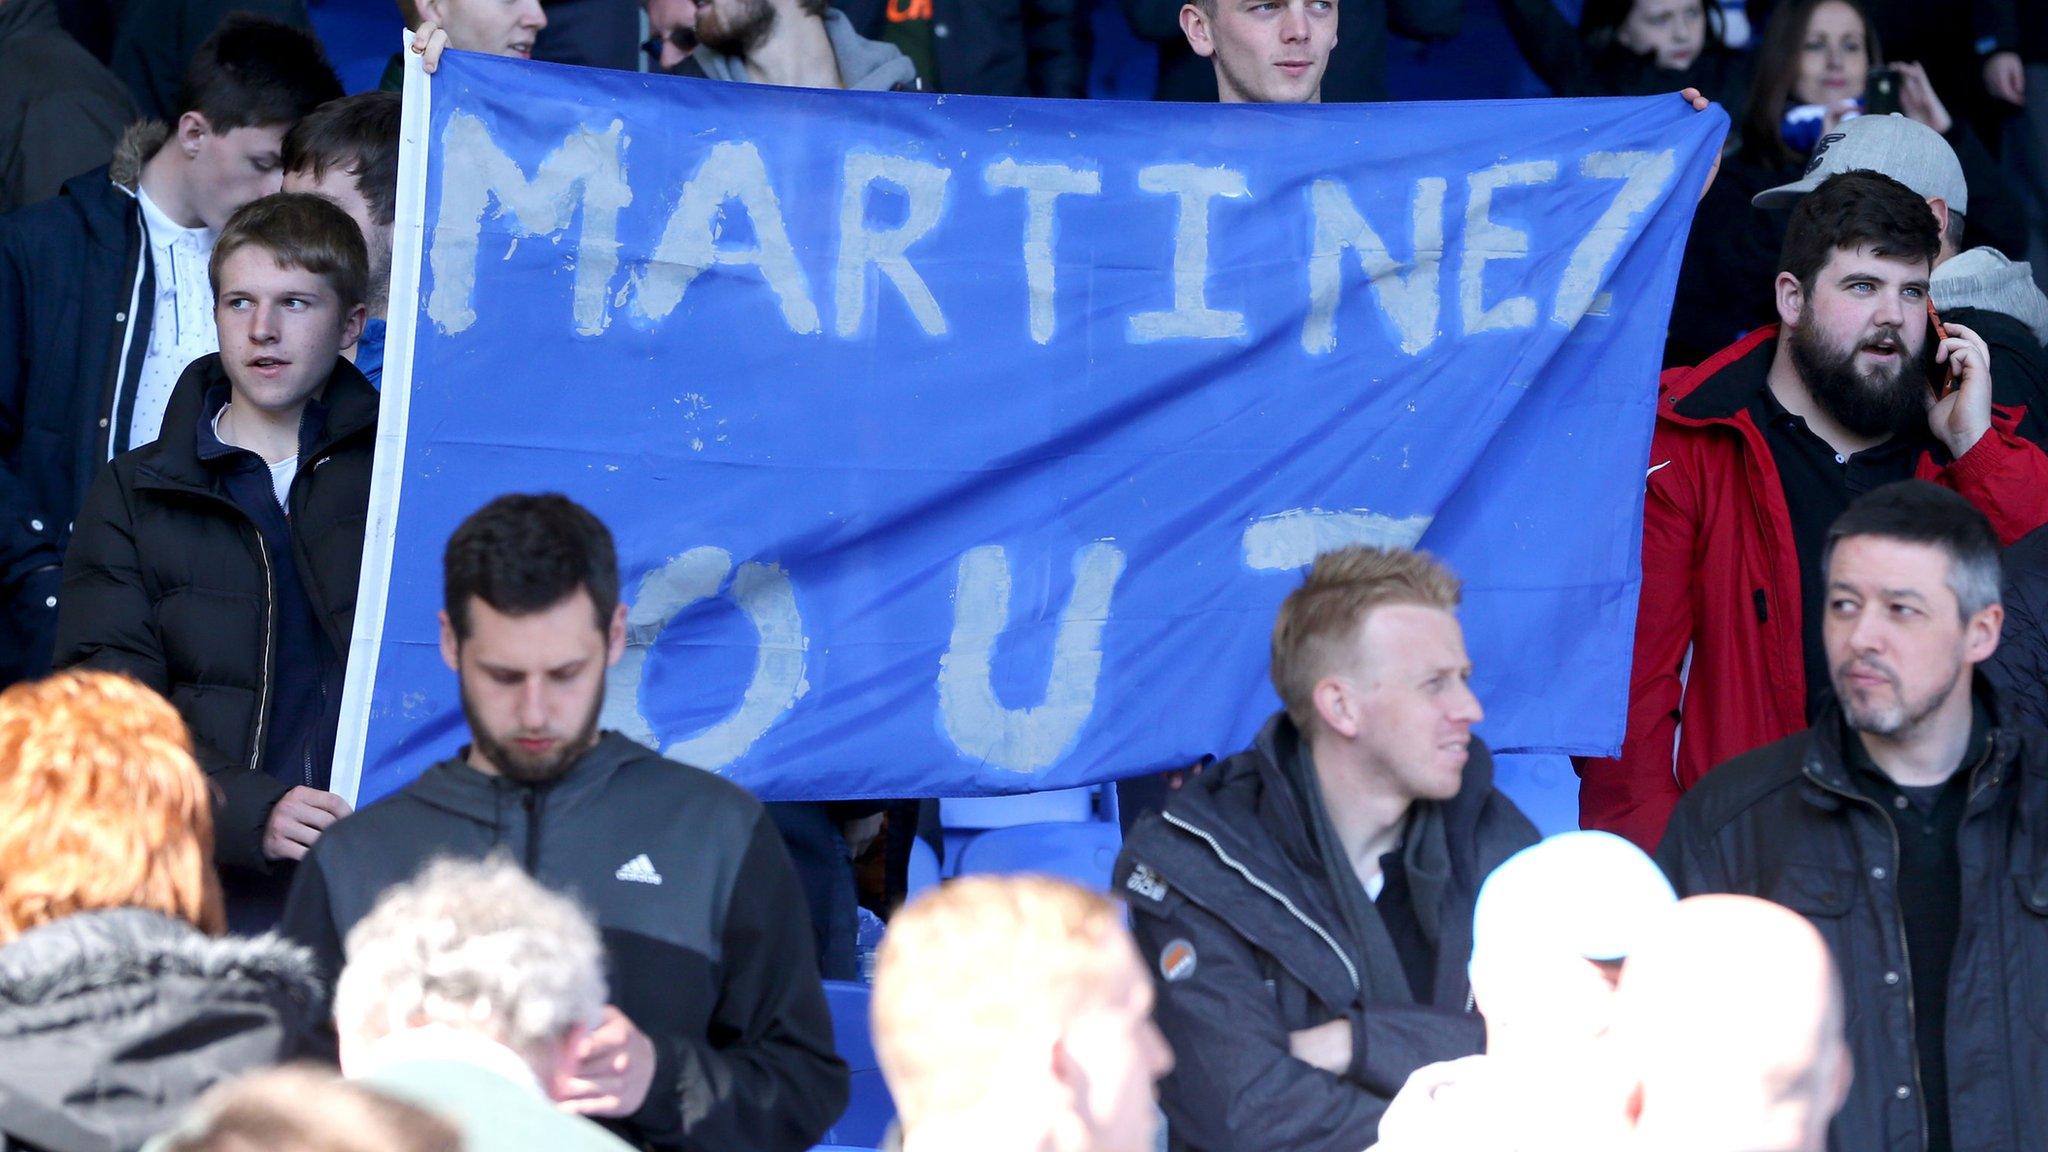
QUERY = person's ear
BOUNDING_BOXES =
[1926,197,1951,243]
[1774,271,1806,329]
[1964,602,2003,665]
[1179,2,1215,58]
[341,302,367,353]
[417,0,451,29]
[1311,675,1361,740]
[1048,1035,1096,1152]
[176,110,210,157]
[439,609,461,672]
[605,601,628,668]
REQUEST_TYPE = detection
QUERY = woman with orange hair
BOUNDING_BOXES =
[0,671,321,1152]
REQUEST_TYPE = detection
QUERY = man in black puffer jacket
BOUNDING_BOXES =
[1659,481,2048,1152]
[54,193,375,931]
[1114,546,1537,1152]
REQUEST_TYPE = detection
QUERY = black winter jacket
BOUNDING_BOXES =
[279,733,849,1152]
[53,354,376,875]
[0,908,322,1152]
[837,0,1086,97]
[0,123,166,688]
[1656,691,2048,1152]
[1113,714,1538,1152]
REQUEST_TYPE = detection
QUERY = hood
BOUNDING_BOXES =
[0,909,322,1152]
[1934,247,2048,346]
[694,9,917,91]
[109,120,168,193]
[1169,713,1500,881]
[404,731,648,827]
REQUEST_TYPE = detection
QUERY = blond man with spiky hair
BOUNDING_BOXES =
[874,875,1174,1152]
[1112,545,1538,1152]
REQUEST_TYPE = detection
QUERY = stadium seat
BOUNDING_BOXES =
[819,981,895,1148]
[907,836,941,899]
[951,820,1123,890]
[939,786,1100,830]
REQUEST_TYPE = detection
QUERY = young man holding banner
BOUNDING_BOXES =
[1113,546,1538,1152]
[54,192,375,931]
[281,493,848,1152]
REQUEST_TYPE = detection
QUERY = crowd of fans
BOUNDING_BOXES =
[3,0,2048,1150]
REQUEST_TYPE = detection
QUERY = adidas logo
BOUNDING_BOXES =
[615,854,663,885]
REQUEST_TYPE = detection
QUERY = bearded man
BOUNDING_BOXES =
[1576,169,2048,853]
[279,493,848,1152]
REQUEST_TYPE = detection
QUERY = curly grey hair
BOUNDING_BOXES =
[335,855,607,1060]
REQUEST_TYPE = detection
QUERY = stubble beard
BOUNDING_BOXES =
[460,677,605,785]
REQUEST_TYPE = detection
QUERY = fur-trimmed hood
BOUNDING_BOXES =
[0,908,323,1152]
[107,120,168,193]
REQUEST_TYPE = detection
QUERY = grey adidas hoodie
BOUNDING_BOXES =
[691,8,918,91]
[279,732,847,1152]
[1935,246,2048,346]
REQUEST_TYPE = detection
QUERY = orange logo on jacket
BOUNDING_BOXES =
[886,0,932,22]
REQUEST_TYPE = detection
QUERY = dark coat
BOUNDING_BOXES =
[0,121,163,688]
[1120,0,1457,103]
[280,733,850,1152]
[1656,692,2048,1152]
[52,354,376,874]
[0,908,322,1152]
[1985,526,2048,731]
[0,0,136,216]
[1113,713,1538,1152]
[837,0,1087,97]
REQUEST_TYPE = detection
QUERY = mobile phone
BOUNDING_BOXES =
[1926,298,1959,398]
[1866,67,1901,116]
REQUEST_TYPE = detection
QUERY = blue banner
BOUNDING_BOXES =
[339,52,1725,805]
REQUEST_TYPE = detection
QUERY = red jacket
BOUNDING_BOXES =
[1577,326,2048,851]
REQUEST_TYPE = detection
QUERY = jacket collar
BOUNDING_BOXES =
[1800,675,2020,810]
[0,908,320,1023]
[404,731,648,827]
[131,354,378,496]
[1665,325,1778,424]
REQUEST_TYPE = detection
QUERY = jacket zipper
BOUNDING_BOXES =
[104,198,148,461]
[1815,766,1929,1144]
[1162,810,1360,992]
[248,525,276,777]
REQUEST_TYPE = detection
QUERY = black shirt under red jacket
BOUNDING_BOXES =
[1575,326,2048,853]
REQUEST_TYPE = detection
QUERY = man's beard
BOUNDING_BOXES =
[1789,311,1927,439]
[460,678,604,785]
[1831,652,1962,740]
[695,0,774,55]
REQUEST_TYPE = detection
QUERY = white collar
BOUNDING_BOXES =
[352,1025,547,1094]
[136,184,214,248]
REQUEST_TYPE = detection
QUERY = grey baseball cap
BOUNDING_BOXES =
[1751,113,1968,214]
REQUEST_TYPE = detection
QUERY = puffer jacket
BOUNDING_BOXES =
[52,354,375,874]
[0,908,322,1152]
[1113,713,1538,1152]
[0,121,164,688]
[1656,687,2048,1152]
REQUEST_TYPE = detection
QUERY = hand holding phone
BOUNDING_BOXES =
[1926,298,1959,399]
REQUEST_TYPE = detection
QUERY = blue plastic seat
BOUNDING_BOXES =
[939,786,1099,829]
[906,836,942,899]
[951,820,1124,891]
[819,980,896,1148]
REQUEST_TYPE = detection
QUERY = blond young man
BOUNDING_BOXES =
[55,192,376,931]
[874,875,1175,1152]
[1112,545,1538,1152]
